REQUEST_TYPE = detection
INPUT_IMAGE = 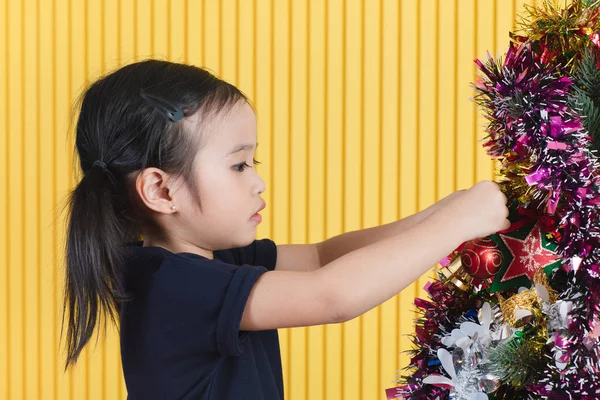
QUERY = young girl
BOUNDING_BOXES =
[63,60,509,399]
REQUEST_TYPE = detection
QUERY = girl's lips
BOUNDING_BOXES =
[250,213,262,223]
[251,201,266,223]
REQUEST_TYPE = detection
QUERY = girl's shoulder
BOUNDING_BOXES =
[215,239,277,270]
[123,238,277,280]
[125,242,235,273]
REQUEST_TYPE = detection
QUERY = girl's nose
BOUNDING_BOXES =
[256,174,266,195]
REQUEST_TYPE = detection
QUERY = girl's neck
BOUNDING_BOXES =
[143,237,214,260]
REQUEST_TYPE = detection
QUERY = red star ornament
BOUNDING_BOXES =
[498,224,559,282]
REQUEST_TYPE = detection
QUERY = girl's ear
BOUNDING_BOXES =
[135,168,177,214]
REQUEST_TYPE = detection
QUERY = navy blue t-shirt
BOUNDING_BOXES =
[120,239,283,400]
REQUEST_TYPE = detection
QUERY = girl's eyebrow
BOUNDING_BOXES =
[226,142,258,156]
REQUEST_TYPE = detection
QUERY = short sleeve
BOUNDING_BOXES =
[215,264,266,355]
[228,239,278,271]
[144,255,268,358]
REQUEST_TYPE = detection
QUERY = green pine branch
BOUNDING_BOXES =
[486,337,548,389]
[570,47,600,151]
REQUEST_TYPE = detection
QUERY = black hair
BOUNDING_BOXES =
[62,60,247,368]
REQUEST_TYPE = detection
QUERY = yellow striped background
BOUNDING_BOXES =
[0,0,536,399]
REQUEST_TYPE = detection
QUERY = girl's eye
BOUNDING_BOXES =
[234,159,260,172]
[233,162,250,172]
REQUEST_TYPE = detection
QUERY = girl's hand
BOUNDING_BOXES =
[436,180,509,242]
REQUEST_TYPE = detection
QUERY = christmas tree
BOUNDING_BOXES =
[387,1,600,399]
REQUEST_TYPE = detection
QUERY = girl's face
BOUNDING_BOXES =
[171,101,266,253]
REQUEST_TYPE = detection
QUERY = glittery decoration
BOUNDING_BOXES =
[440,257,473,291]
[498,224,559,282]
[461,238,504,279]
[514,0,600,73]
[497,269,557,328]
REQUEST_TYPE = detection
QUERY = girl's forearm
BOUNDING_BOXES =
[316,205,437,267]
[317,208,464,322]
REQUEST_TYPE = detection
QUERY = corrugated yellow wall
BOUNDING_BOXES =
[0,0,536,399]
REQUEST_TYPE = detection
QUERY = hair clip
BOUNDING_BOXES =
[140,90,184,122]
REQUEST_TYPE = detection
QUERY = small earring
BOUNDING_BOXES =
[171,204,177,211]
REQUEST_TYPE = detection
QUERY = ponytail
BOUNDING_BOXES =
[63,163,129,368]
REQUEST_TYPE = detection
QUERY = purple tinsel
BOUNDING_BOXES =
[474,43,600,274]
[473,41,600,397]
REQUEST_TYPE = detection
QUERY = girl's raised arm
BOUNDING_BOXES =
[240,181,508,331]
